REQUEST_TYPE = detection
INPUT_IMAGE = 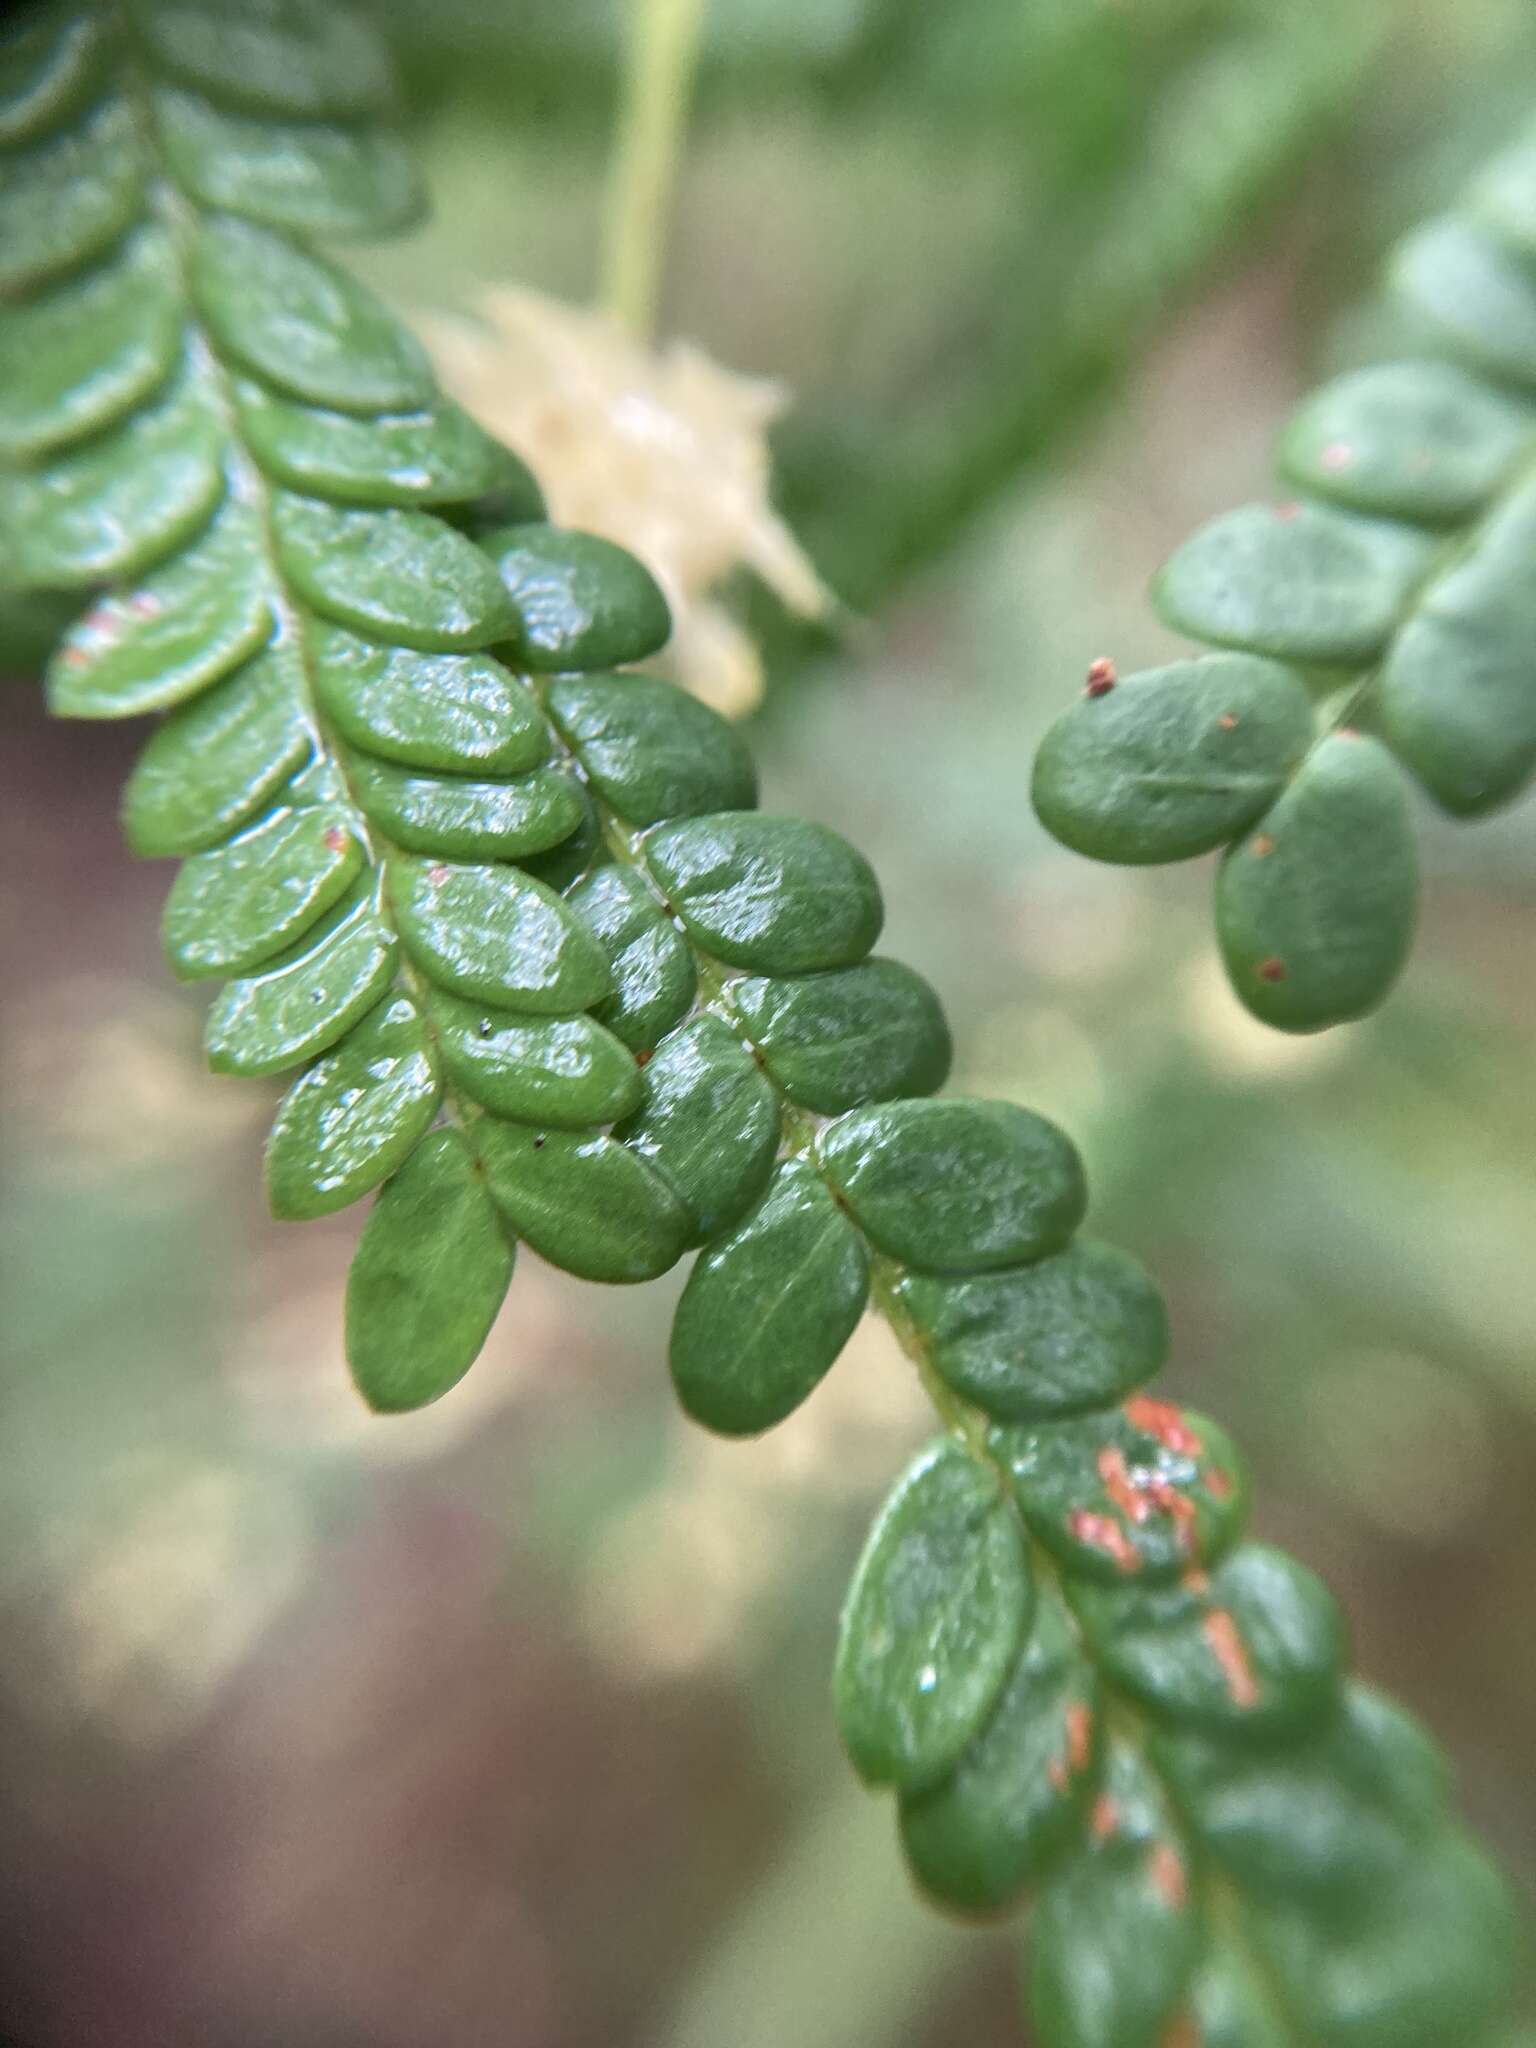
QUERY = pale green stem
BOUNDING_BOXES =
[600,0,709,338]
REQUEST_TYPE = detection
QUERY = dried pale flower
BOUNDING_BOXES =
[422,289,833,717]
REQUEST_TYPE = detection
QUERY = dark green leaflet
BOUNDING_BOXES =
[7,12,1518,2045]
[1033,117,1536,1031]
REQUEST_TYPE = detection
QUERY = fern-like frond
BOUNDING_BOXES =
[0,7,1522,2044]
[1034,118,1536,1031]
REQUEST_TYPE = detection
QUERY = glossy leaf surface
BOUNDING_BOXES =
[835,1439,1032,1792]
[669,1158,869,1436]
[898,1240,1168,1423]
[819,1097,1087,1275]
[345,1128,513,1414]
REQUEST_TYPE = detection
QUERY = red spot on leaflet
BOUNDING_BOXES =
[1203,1607,1261,1709]
[1320,440,1354,472]
[1206,1467,1234,1501]
[426,864,449,886]
[1148,1842,1188,1911]
[1124,1396,1203,1457]
[1216,712,1238,730]
[635,1049,653,1068]
[1091,1795,1119,1842]
[1251,833,1275,857]
[1085,656,1118,697]
[1143,1474,1198,1549]
[1048,1756,1068,1792]
[1273,500,1300,522]
[129,592,162,618]
[1258,956,1287,983]
[1070,1509,1141,1573]
[1064,1701,1093,1775]
[1182,1567,1211,1597]
[322,825,349,853]
[1337,726,1360,739]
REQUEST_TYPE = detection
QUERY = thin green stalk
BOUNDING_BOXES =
[600,0,709,339]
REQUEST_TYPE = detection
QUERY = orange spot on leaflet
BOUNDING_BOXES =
[1098,1446,1149,1524]
[1203,1607,1260,1710]
[1148,1842,1189,1911]
[1064,1701,1093,1775]
[322,825,349,853]
[1085,656,1117,697]
[1158,2015,1203,2048]
[1251,833,1275,857]
[1091,1795,1119,1842]
[1258,957,1287,983]
[1320,440,1354,472]
[1206,1467,1234,1501]
[1216,713,1238,731]
[1070,1509,1141,1573]
[1048,1756,1068,1792]
[1124,1397,1202,1457]
[64,645,89,668]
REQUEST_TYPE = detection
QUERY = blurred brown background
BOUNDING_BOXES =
[3,2,1535,2042]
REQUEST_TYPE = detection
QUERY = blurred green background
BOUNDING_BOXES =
[3,2,1536,2042]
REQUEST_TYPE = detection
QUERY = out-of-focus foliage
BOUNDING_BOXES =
[3,2,1536,2045]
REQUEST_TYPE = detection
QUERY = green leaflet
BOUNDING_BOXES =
[728,958,952,1115]
[565,863,698,1052]
[234,381,528,510]
[428,990,643,1128]
[1028,1742,1199,2048]
[307,622,548,775]
[834,1438,1033,1793]
[514,791,603,894]
[153,85,424,237]
[0,93,143,296]
[1253,1829,1518,2048]
[479,522,672,672]
[1151,1683,1449,1914]
[1216,733,1418,1032]
[133,0,399,120]
[1181,1942,1289,2048]
[818,1097,1087,1275]
[991,1400,1247,1585]
[391,854,612,1012]
[1071,1544,1343,1739]
[1279,361,1535,525]
[346,749,586,862]
[204,880,397,1075]
[122,637,312,857]
[1152,500,1432,666]
[668,1158,870,1436]
[1030,655,1316,865]
[645,812,884,974]
[899,1589,1100,1916]
[265,993,440,1220]
[611,1016,779,1244]
[273,493,520,652]
[1472,122,1536,255]
[162,801,362,978]
[1,363,224,589]
[345,1129,513,1415]
[1393,215,1536,388]
[0,11,104,149]
[191,216,432,414]
[0,228,180,463]
[897,1241,1168,1423]
[1376,476,1536,815]
[546,670,757,827]
[46,495,274,720]
[476,1117,691,1285]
